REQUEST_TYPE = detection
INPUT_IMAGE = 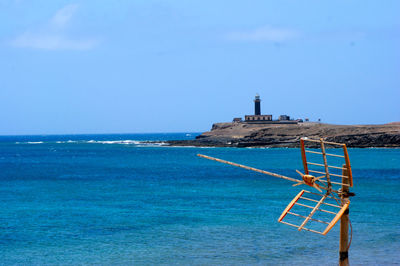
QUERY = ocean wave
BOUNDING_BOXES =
[76,139,169,146]
[55,140,78,143]
[91,140,141,145]
[82,140,159,145]
[15,140,169,146]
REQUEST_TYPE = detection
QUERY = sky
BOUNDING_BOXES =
[0,0,399,135]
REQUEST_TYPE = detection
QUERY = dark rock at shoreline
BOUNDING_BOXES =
[166,122,400,148]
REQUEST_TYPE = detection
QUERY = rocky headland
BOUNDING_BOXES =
[167,122,400,148]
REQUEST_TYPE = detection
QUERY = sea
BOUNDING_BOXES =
[0,133,399,265]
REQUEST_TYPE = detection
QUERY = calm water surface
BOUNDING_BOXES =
[0,134,399,265]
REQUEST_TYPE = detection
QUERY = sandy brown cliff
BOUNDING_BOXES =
[168,122,400,147]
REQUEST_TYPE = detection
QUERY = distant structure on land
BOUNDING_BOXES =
[254,94,261,115]
[232,94,302,124]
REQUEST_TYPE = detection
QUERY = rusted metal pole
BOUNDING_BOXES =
[339,165,350,266]
[197,154,300,183]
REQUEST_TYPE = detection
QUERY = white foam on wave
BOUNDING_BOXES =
[90,140,141,145]
[97,140,169,146]
[54,140,78,144]
[135,141,168,147]
[16,139,170,146]
[77,140,168,146]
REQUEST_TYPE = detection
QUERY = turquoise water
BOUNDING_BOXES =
[0,134,399,265]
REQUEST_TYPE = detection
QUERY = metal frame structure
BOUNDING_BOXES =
[198,137,355,265]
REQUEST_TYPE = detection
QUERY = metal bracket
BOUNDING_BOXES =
[338,190,356,198]
[342,191,356,198]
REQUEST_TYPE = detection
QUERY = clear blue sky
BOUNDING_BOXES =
[1,0,399,135]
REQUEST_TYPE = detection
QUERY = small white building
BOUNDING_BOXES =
[279,115,290,121]
[245,115,272,122]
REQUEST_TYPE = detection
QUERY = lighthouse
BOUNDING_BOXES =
[254,94,261,115]
[242,94,298,124]
[245,94,272,122]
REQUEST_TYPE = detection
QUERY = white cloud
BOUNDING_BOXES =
[50,4,78,29]
[12,33,98,51]
[225,26,300,42]
[10,4,98,51]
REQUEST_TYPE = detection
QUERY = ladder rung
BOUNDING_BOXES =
[302,138,345,146]
[329,172,348,178]
[303,190,336,200]
[305,150,322,155]
[279,220,300,229]
[319,208,337,214]
[307,162,345,170]
[301,226,325,235]
[294,202,314,209]
[308,169,327,175]
[300,196,341,208]
[287,211,330,224]
[326,152,345,158]
[280,221,324,235]
[308,169,348,179]
[294,202,337,215]
[318,179,351,187]
[305,149,345,158]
